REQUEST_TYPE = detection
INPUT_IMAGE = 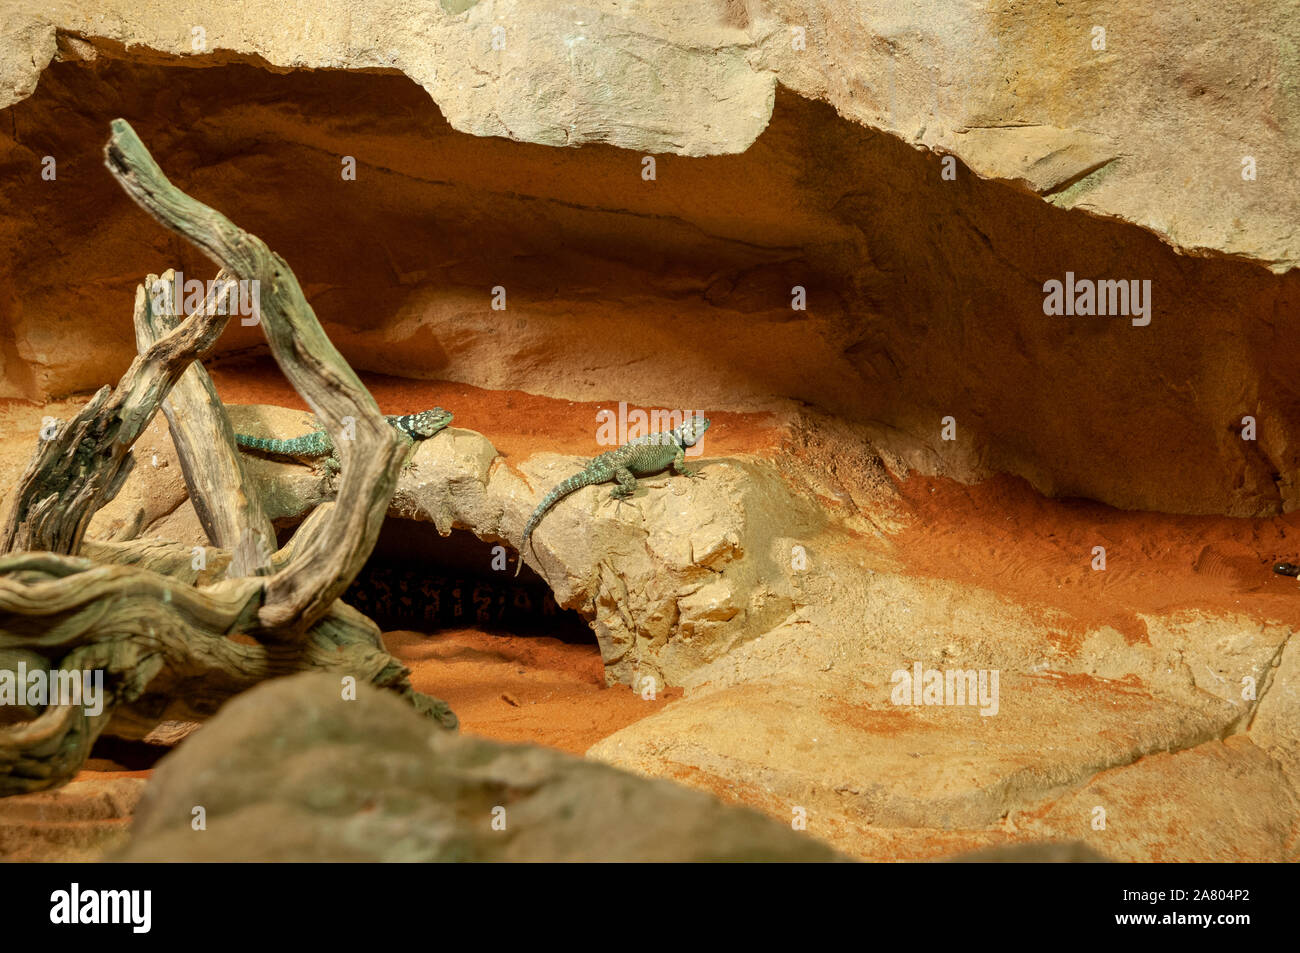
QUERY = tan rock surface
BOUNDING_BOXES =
[1,12,1298,518]
[0,777,145,861]
[1017,736,1298,862]
[1,1,1297,860]
[0,385,1294,861]
[193,404,823,688]
[0,53,1294,520]
[4,1,1295,271]
[588,566,1299,861]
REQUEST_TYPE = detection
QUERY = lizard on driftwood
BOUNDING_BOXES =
[235,407,453,472]
[516,414,711,576]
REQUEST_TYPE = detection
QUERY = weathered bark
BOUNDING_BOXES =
[132,268,276,578]
[0,551,455,791]
[0,271,231,555]
[105,119,406,634]
[0,119,453,795]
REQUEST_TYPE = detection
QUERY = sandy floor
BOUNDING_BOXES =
[385,629,679,754]
[71,628,673,781]
[892,472,1300,650]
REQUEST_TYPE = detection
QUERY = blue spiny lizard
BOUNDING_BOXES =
[516,414,711,575]
[235,407,453,470]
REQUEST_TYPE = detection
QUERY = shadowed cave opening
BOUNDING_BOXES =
[334,518,596,645]
[5,51,1300,518]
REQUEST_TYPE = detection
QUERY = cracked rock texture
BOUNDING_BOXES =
[5,0,1297,271]
[114,672,844,862]
[587,565,1299,861]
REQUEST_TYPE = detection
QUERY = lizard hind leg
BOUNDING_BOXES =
[608,467,638,500]
[600,462,642,517]
[605,467,643,519]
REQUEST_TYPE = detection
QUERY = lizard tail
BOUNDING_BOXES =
[234,433,300,455]
[515,471,595,576]
[234,429,330,457]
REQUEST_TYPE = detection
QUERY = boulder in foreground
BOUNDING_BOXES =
[116,672,845,862]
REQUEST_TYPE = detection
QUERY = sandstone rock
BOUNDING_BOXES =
[0,777,145,862]
[86,410,199,544]
[4,1,1295,272]
[497,453,815,686]
[589,671,1229,830]
[0,5,1296,863]
[170,405,822,688]
[1248,634,1300,782]
[1016,736,1299,862]
[586,560,1298,861]
[0,401,1293,862]
[115,672,844,862]
[589,664,1299,861]
[2,54,1298,516]
[0,7,55,111]
[222,404,334,521]
[141,719,202,747]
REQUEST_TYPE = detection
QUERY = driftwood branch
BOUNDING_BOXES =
[105,118,405,634]
[132,268,276,578]
[0,551,455,792]
[0,120,453,795]
[0,267,231,555]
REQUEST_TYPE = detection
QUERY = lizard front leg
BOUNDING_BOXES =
[399,439,421,473]
[671,446,702,478]
[607,466,643,519]
[320,448,341,479]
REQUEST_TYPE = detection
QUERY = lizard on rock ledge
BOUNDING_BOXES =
[235,407,453,472]
[516,414,711,576]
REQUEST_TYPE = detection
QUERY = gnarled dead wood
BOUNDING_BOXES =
[0,120,453,795]
[0,552,455,791]
[105,118,406,635]
[133,269,276,578]
[0,269,231,556]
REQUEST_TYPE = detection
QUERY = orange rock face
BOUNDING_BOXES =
[2,55,1298,517]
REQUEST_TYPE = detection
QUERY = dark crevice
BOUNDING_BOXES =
[281,517,596,643]
[85,733,173,771]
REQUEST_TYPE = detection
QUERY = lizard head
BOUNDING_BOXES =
[407,407,454,437]
[674,414,711,447]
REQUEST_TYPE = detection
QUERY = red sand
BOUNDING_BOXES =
[206,357,780,465]
[73,630,673,782]
[890,473,1300,652]
[386,629,679,754]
